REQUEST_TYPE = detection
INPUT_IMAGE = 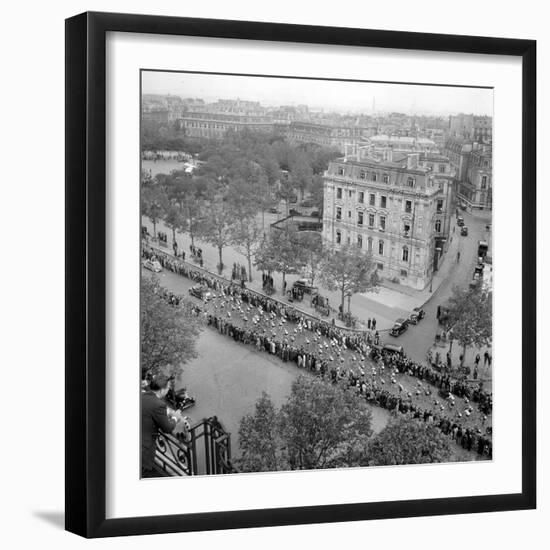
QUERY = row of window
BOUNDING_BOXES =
[336,188,417,213]
[335,170,416,188]
[335,208,443,234]
[334,232,411,261]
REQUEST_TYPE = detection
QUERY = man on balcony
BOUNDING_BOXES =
[141,373,183,478]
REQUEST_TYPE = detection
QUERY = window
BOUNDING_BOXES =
[358,191,364,204]
[337,187,342,199]
[379,216,386,231]
[435,219,442,232]
[349,190,353,198]
[372,173,378,182]
[400,269,408,277]
[369,193,376,206]
[357,235,363,248]
[348,210,352,218]
[347,235,351,245]
[402,246,409,262]
[336,231,341,244]
[367,237,373,252]
[481,175,488,189]
[403,222,411,235]
[368,213,375,227]
[383,174,390,184]
[360,170,366,180]
[338,167,345,176]
[377,262,384,271]
[357,211,364,226]
[438,164,446,173]
[380,195,387,208]
[437,199,444,213]
[407,177,415,187]
[336,207,342,220]
[405,200,412,213]
[378,240,384,255]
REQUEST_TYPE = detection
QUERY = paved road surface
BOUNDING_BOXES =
[143,268,391,456]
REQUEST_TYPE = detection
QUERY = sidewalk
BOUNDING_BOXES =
[145,238,359,332]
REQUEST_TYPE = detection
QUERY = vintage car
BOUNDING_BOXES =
[142,258,162,273]
[293,278,318,294]
[390,318,409,337]
[289,208,301,216]
[188,284,213,301]
[460,226,469,236]
[409,307,426,324]
[165,386,196,413]
[383,343,404,355]
[300,199,314,208]
[457,216,465,227]
[267,207,280,214]
[310,210,320,218]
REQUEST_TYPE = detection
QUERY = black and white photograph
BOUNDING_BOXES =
[140,70,494,478]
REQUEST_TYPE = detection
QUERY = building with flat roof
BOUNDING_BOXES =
[323,150,453,290]
[177,111,275,138]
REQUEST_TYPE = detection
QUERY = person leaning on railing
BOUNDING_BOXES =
[141,373,185,478]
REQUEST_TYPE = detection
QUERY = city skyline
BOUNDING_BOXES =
[142,70,493,116]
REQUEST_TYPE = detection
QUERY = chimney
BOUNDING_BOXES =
[407,153,419,170]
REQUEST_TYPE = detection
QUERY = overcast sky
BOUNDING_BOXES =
[142,71,493,116]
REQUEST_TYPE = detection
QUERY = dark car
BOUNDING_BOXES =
[460,226,469,236]
[409,307,425,324]
[188,284,213,301]
[289,208,301,216]
[457,216,465,227]
[267,207,280,214]
[293,278,318,294]
[390,318,408,337]
[437,303,450,326]
[310,210,320,218]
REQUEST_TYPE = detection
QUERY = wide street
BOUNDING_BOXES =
[143,267,391,455]
[142,159,492,377]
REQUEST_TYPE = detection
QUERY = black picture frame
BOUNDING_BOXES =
[65,11,536,538]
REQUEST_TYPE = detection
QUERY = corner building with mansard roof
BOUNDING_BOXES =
[322,147,454,290]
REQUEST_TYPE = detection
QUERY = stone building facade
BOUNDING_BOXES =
[323,152,452,290]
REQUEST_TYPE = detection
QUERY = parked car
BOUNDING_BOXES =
[409,307,425,324]
[293,278,318,294]
[460,226,469,236]
[437,303,450,326]
[390,318,409,337]
[188,284,213,301]
[289,208,301,216]
[457,216,465,227]
[300,199,314,207]
[383,343,404,355]
[310,210,320,218]
[142,258,162,273]
[267,207,280,214]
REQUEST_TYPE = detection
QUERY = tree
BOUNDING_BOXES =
[140,276,203,378]
[236,376,373,472]
[296,232,324,287]
[237,393,281,472]
[319,245,378,316]
[279,377,373,470]
[141,184,168,239]
[254,225,305,290]
[367,417,452,466]
[197,181,235,272]
[163,203,186,244]
[231,216,263,282]
[289,153,313,200]
[446,285,492,366]
[309,174,325,220]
